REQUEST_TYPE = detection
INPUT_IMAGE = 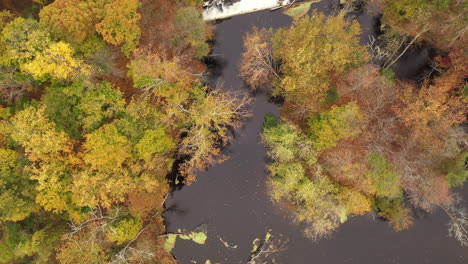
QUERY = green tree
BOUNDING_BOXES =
[173,7,210,59]
[367,153,401,199]
[262,114,344,239]
[0,148,37,222]
[77,81,125,133]
[308,102,365,151]
[42,80,125,138]
[382,0,465,50]
[0,221,65,263]
[0,17,51,66]
[106,216,143,245]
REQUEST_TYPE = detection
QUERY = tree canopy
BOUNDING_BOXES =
[272,12,367,115]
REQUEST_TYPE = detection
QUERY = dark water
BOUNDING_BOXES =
[164,2,468,263]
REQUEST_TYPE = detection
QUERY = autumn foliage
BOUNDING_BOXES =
[0,0,241,263]
[246,10,467,240]
[240,27,277,90]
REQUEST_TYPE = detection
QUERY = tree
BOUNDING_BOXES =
[321,147,376,196]
[0,65,33,103]
[72,123,132,208]
[96,0,141,56]
[83,123,131,173]
[42,80,125,138]
[308,101,365,151]
[77,81,125,133]
[1,17,51,65]
[375,195,413,231]
[39,0,105,43]
[367,152,401,199]
[382,0,466,50]
[10,106,72,162]
[135,128,174,162]
[21,41,90,80]
[0,18,90,82]
[240,27,278,90]
[0,148,37,222]
[0,222,65,263]
[272,12,367,116]
[172,7,211,59]
[0,17,86,102]
[396,50,466,153]
[262,114,346,239]
[0,17,51,66]
[338,187,372,216]
[10,106,76,214]
[106,216,143,245]
[56,237,109,264]
[443,195,468,247]
[0,11,14,33]
[178,88,251,182]
[127,52,194,108]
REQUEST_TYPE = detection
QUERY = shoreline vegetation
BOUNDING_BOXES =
[241,0,467,244]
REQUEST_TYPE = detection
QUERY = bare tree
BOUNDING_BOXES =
[240,27,279,90]
[175,86,252,182]
[0,66,33,103]
[440,195,468,247]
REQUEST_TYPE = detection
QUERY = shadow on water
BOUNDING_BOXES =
[164,1,468,263]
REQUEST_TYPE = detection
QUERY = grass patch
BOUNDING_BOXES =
[284,1,318,18]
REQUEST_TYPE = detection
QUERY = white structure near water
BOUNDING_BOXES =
[203,0,292,20]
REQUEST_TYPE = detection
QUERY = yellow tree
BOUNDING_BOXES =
[0,17,51,66]
[39,0,105,43]
[10,106,77,214]
[127,52,194,110]
[272,12,367,116]
[73,123,133,208]
[96,0,141,56]
[21,41,90,80]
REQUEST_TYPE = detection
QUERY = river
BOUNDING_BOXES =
[164,1,468,263]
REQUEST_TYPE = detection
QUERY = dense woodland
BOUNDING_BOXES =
[241,0,467,243]
[0,0,250,263]
[0,0,466,263]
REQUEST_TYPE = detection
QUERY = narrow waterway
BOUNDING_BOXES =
[165,2,468,263]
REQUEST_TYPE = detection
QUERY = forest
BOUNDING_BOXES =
[0,0,466,263]
[241,0,467,244]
